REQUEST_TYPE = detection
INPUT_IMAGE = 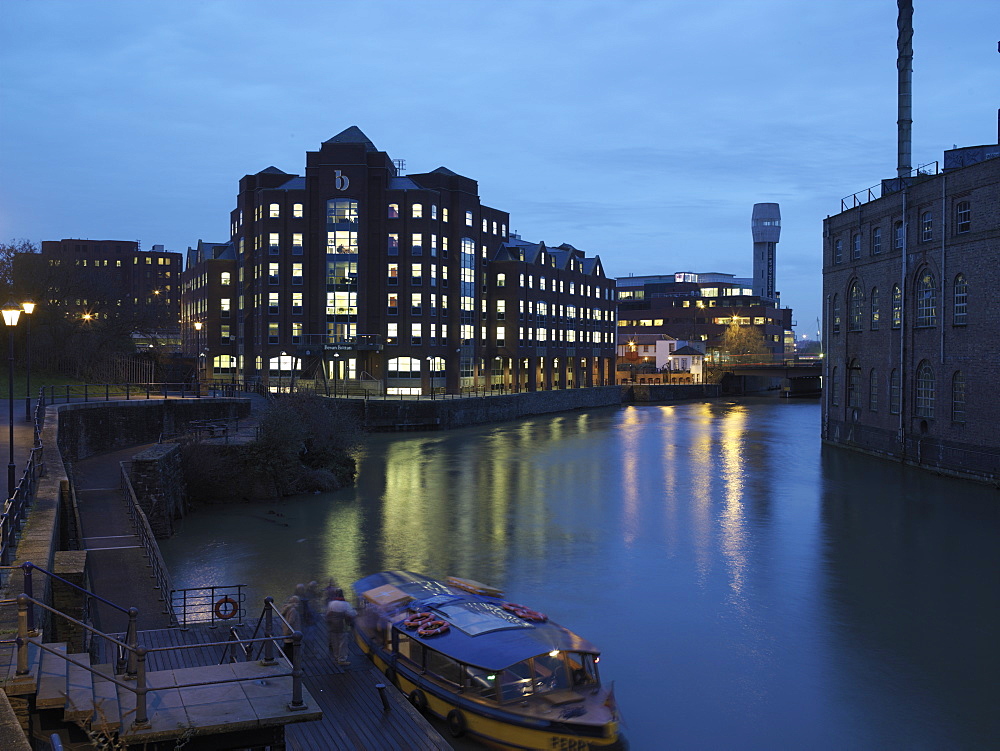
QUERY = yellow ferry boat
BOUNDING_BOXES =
[352,571,626,750]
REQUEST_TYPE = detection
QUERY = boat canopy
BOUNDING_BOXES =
[353,571,601,672]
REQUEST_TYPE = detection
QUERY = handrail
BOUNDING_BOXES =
[119,467,177,626]
[4,593,305,726]
[171,584,246,629]
[0,446,44,566]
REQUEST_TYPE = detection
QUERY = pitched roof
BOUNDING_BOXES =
[672,345,705,356]
[258,166,288,175]
[323,126,377,151]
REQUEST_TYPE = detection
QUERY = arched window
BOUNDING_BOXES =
[915,270,937,327]
[953,273,968,325]
[870,287,880,330]
[869,369,878,411]
[847,360,861,407]
[951,371,966,423]
[915,361,935,418]
[387,203,399,219]
[849,283,863,331]
[412,203,423,219]
[497,273,506,288]
[956,201,970,233]
[831,294,841,334]
[830,367,839,406]
[889,369,901,414]
[891,285,902,328]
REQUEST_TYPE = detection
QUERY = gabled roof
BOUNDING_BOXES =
[672,345,705,356]
[258,166,288,175]
[430,166,459,176]
[388,177,422,190]
[323,126,377,151]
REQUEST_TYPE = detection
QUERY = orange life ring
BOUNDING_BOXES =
[214,596,238,620]
[403,612,433,630]
[417,620,449,637]
[501,602,547,622]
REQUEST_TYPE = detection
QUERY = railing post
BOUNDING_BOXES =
[262,596,276,665]
[21,562,37,635]
[125,607,139,677]
[134,647,150,727]
[287,631,305,710]
[16,593,29,675]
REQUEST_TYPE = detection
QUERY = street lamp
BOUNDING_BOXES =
[2,301,22,499]
[194,321,203,394]
[21,301,34,422]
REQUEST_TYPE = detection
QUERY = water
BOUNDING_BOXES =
[160,399,1000,750]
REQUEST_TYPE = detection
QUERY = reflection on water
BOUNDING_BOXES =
[161,400,1000,750]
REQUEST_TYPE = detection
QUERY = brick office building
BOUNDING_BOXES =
[184,126,616,393]
[821,143,1000,482]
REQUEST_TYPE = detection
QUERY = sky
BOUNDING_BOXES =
[1,0,997,337]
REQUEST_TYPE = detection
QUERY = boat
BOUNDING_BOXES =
[351,571,627,750]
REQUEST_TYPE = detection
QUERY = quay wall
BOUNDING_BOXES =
[351,384,721,430]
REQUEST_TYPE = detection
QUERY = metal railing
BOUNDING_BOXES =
[1,445,44,567]
[119,467,177,625]
[0,593,305,727]
[37,382,206,405]
[171,584,247,629]
[840,160,941,212]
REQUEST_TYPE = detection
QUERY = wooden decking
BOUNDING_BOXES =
[98,615,453,750]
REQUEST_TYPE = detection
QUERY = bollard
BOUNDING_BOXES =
[262,597,276,665]
[125,608,139,677]
[376,683,391,712]
[288,631,305,710]
[134,647,150,726]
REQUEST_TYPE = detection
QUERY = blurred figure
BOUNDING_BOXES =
[280,595,301,660]
[325,587,357,665]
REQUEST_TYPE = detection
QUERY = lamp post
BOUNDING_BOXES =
[194,321,203,395]
[3,301,22,499]
[21,301,34,422]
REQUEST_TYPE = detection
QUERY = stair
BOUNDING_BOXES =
[90,664,122,734]
[35,644,67,709]
[64,653,96,723]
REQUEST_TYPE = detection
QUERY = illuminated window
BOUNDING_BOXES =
[915,271,936,327]
[269,263,279,285]
[268,322,279,343]
[220,298,230,317]
[292,322,302,342]
[442,208,449,223]
[411,323,422,345]
[496,300,506,320]
[388,234,399,255]
[920,211,933,242]
[412,263,422,285]
[387,293,398,313]
[431,204,437,220]
[831,294,841,333]
[388,263,399,284]
[293,203,303,218]
[292,263,303,285]
[292,233,303,253]
[497,273,506,287]
[412,203,423,219]
[388,203,399,219]
[411,293,422,315]
[221,272,231,286]
[892,285,901,328]
[870,287,880,330]
[269,233,280,253]
[412,233,423,255]
[268,292,279,312]
[387,322,397,341]
[270,203,280,218]
[849,283,863,331]
[465,210,473,227]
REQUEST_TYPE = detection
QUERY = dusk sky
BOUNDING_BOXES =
[2,0,997,336]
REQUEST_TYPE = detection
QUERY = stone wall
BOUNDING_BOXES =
[130,444,186,538]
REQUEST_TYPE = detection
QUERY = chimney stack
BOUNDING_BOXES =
[897,0,913,178]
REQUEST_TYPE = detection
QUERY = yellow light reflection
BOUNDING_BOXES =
[719,406,748,598]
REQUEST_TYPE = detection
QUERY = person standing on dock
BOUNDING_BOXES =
[325,588,357,665]
[280,595,302,660]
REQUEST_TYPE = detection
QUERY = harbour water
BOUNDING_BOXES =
[160,399,999,750]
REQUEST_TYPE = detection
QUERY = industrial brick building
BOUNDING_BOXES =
[821,143,1000,481]
[182,127,617,393]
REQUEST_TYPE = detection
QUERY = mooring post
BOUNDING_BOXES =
[376,683,391,712]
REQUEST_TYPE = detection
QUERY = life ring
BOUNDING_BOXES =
[403,612,433,629]
[446,708,467,737]
[214,596,238,620]
[501,602,547,622]
[408,689,428,712]
[417,620,450,637]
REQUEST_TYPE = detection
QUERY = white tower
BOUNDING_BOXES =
[751,203,780,301]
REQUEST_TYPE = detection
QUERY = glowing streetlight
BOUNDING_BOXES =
[2,301,22,498]
[194,321,203,394]
[21,301,34,422]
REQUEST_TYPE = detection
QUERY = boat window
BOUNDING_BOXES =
[425,648,463,687]
[463,665,498,701]
[500,663,535,702]
[531,652,571,694]
[568,652,599,687]
[395,631,425,668]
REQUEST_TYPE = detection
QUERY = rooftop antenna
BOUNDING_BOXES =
[897,0,913,178]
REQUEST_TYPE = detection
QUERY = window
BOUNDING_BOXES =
[831,367,839,406]
[890,369,901,414]
[894,221,904,250]
[269,233,280,253]
[221,272,231,286]
[387,293,398,313]
[388,263,399,285]
[956,201,970,233]
[847,361,861,407]
[497,273,506,288]
[269,203,280,218]
[388,234,399,255]
[953,274,967,325]
[849,283,863,331]
[920,211,933,242]
[831,294,841,334]
[411,323,422,345]
[496,300,506,320]
[834,239,843,264]
[292,233,303,253]
[388,203,399,219]
[915,271,937,327]
[268,262,279,285]
[869,369,878,411]
[852,234,861,259]
[220,298,231,318]
[482,218,488,232]
[872,226,882,255]
[465,210,473,227]
[412,203,423,219]
[292,263,303,285]
[892,285,902,328]
[411,263,422,285]
[292,292,302,312]
[431,204,437,220]
[915,361,935,418]
[442,208,449,223]
[870,287,880,330]
[411,293,422,315]
[293,203,303,218]
[268,292,279,312]
[411,233,423,255]
[951,372,966,423]
[496,325,505,346]
[386,322,397,341]
[268,322,279,343]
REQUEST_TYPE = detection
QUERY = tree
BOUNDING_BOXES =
[0,238,39,299]
[721,319,768,358]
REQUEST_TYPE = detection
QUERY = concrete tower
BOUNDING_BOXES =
[751,202,780,300]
